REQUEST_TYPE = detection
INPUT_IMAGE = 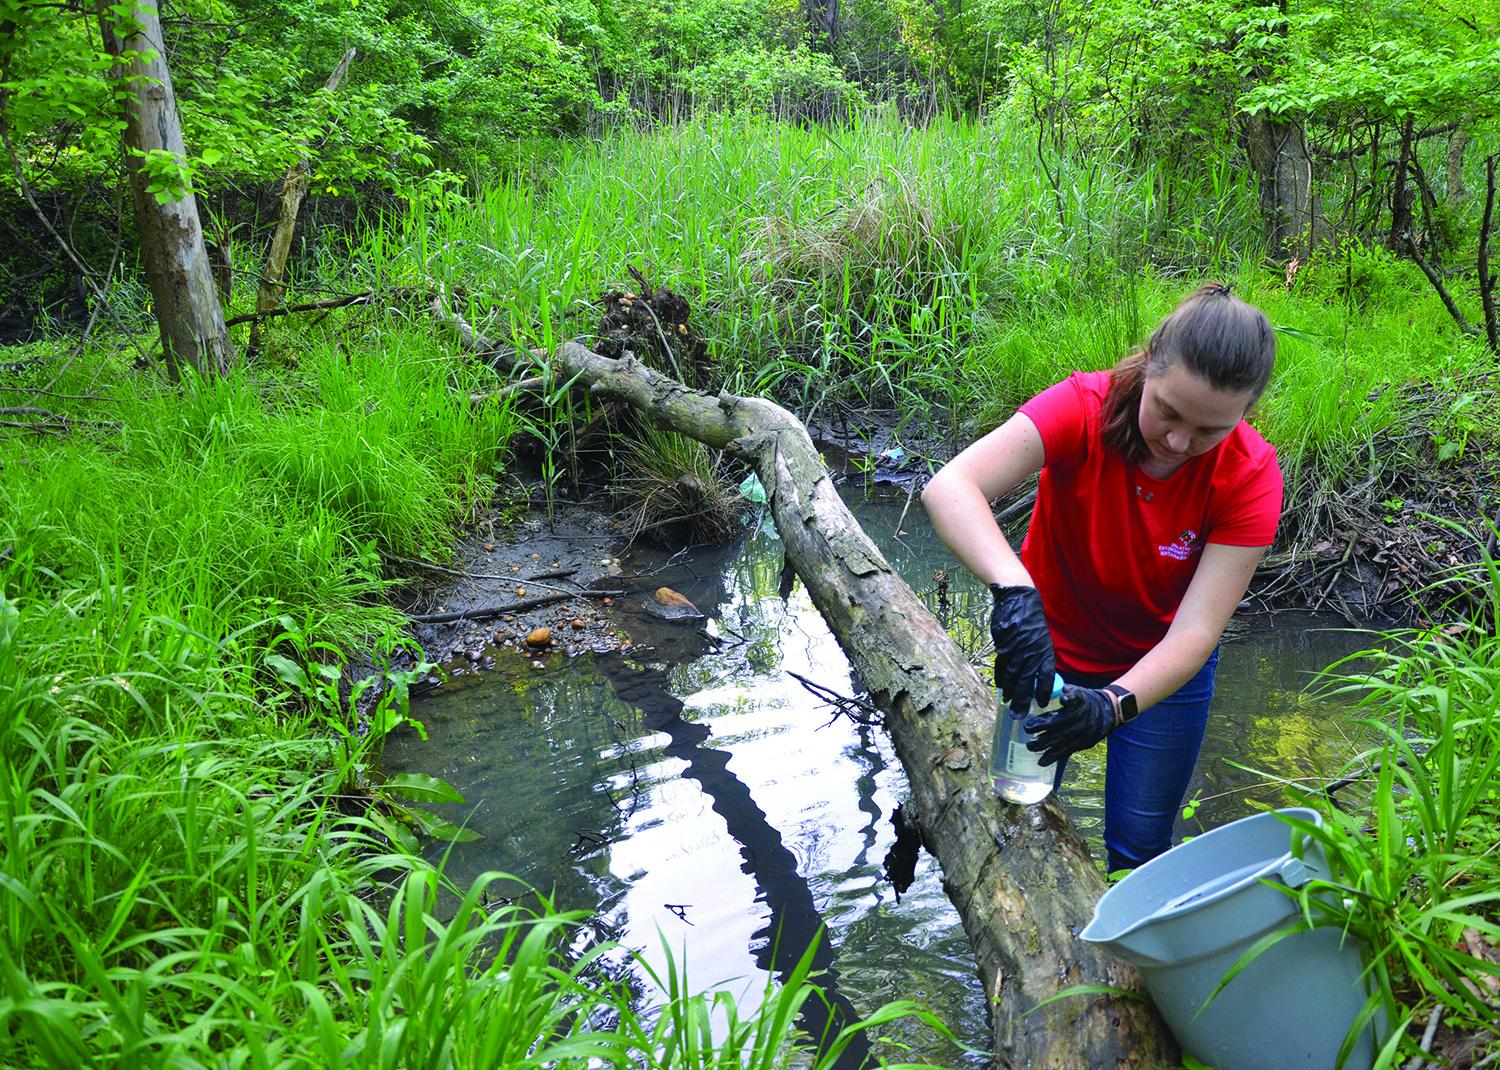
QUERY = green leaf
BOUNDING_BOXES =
[264,653,310,693]
[382,772,464,804]
[407,807,481,843]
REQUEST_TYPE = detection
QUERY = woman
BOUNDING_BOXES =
[921,283,1282,873]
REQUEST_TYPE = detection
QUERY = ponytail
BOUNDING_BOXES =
[1102,351,1150,462]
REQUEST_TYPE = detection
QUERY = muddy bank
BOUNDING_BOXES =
[391,488,739,697]
[394,503,626,682]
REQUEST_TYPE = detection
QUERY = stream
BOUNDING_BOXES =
[382,485,1377,1065]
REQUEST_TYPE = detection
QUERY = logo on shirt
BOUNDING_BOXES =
[1158,528,1203,561]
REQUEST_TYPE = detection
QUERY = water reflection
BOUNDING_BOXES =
[382,484,1377,1064]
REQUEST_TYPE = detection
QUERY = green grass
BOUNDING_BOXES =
[343,110,1492,523]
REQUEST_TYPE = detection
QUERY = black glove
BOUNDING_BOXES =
[989,584,1056,714]
[1023,685,1117,766]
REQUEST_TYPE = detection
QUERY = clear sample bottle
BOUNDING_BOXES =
[991,674,1065,804]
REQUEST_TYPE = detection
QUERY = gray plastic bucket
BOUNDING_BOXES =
[1080,808,1380,1070]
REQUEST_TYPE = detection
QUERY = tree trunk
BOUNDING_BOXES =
[802,0,840,47]
[249,48,356,359]
[98,0,233,379]
[434,301,1178,1067]
[1448,128,1469,204]
[1389,115,1416,249]
[1245,113,1325,258]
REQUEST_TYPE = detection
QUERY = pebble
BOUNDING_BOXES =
[515,586,527,596]
[526,627,552,647]
[483,542,495,552]
[531,660,545,670]
[571,618,586,630]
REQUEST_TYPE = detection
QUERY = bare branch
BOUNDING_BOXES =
[1405,232,1484,339]
[224,291,372,327]
[1480,154,1498,353]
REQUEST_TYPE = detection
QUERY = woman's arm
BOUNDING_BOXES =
[920,412,1046,587]
[1112,542,1268,711]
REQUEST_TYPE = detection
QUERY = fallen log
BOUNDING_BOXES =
[437,308,1175,1066]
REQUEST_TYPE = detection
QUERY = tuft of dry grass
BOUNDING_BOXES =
[614,427,743,545]
[743,175,956,307]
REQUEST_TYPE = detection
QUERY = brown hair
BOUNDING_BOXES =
[1101,283,1276,462]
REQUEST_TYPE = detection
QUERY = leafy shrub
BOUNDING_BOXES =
[680,47,866,121]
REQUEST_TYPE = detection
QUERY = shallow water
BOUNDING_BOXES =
[382,486,1376,1064]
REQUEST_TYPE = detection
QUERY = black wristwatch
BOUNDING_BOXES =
[1104,684,1139,726]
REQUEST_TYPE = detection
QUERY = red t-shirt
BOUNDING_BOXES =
[1017,371,1283,676]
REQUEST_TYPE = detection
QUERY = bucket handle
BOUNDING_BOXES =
[1278,856,1312,888]
[1131,855,1316,930]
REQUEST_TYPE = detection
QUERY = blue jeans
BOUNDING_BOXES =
[1054,650,1219,874]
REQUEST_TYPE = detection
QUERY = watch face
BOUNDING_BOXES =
[1108,685,1138,721]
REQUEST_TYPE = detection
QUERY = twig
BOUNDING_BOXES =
[408,595,572,623]
[1406,232,1484,338]
[626,265,687,383]
[0,419,67,434]
[1403,1003,1443,1070]
[0,108,152,368]
[1479,154,1497,353]
[42,238,120,394]
[383,553,592,594]
[893,474,922,536]
[226,291,372,327]
[786,669,883,725]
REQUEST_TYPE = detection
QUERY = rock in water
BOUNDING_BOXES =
[647,586,704,622]
[525,627,551,647]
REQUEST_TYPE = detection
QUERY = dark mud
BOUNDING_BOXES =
[395,500,629,686]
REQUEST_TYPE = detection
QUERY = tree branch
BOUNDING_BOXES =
[1405,233,1484,339]
[248,47,356,358]
[1480,155,1498,354]
[1311,122,1458,164]
[224,291,371,327]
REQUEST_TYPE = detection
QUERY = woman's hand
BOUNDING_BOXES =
[989,584,1056,713]
[1024,685,1116,765]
